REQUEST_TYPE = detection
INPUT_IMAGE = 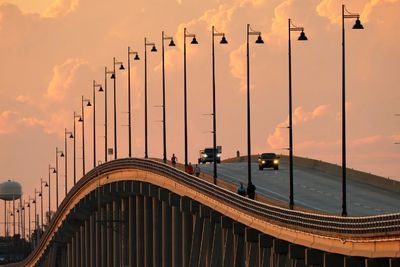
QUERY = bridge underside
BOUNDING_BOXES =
[35,180,398,267]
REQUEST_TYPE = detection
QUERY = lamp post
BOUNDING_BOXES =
[31,192,37,234]
[161,31,176,163]
[81,96,91,175]
[48,165,56,219]
[64,128,73,196]
[73,112,81,184]
[40,178,48,231]
[105,67,114,162]
[25,200,30,242]
[127,47,140,158]
[246,24,264,190]
[183,28,198,168]
[288,19,308,209]
[111,57,125,160]
[93,80,103,167]
[341,4,364,217]
[55,147,64,209]
[211,26,228,184]
[144,38,157,158]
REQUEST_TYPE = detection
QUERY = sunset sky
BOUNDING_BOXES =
[0,0,399,217]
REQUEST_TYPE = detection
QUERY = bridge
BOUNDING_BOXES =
[8,157,400,267]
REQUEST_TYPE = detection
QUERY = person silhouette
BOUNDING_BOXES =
[246,183,256,200]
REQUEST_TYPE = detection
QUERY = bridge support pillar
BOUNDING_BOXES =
[75,229,81,267]
[71,237,75,267]
[305,248,323,266]
[323,253,344,267]
[128,195,137,266]
[210,212,222,267]
[171,193,182,267]
[366,258,390,267]
[160,188,172,267]
[136,194,144,267]
[245,228,259,267]
[390,258,400,267]
[80,224,85,267]
[121,198,129,266]
[67,242,72,267]
[189,201,202,267]
[90,214,96,267]
[199,205,212,267]
[106,202,113,267]
[84,219,90,267]
[181,196,193,267]
[233,222,245,267]
[221,216,233,267]
[273,239,289,267]
[143,185,153,267]
[113,200,121,267]
[288,244,305,267]
[151,185,162,267]
[344,256,365,267]
[259,234,273,267]
[100,205,107,267]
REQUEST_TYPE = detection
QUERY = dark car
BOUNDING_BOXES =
[198,148,221,164]
[258,153,279,170]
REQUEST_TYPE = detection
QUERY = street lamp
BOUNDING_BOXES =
[246,24,264,192]
[40,178,48,231]
[93,80,103,167]
[48,165,56,219]
[183,28,198,168]
[161,31,176,163]
[81,96,92,175]
[64,128,73,197]
[144,38,157,158]
[55,147,64,208]
[288,19,307,209]
[127,47,140,158]
[73,112,82,184]
[111,57,125,160]
[211,26,228,184]
[25,200,31,242]
[341,4,364,217]
[104,67,114,163]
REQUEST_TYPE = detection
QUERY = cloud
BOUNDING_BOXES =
[15,95,34,105]
[0,110,45,135]
[351,134,383,145]
[42,0,79,18]
[267,104,330,149]
[45,58,88,102]
[271,0,292,40]
[229,43,246,90]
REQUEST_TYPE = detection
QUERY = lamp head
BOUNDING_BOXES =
[191,37,198,45]
[220,35,228,44]
[352,18,364,29]
[60,152,64,157]
[32,200,36,204]
[169,39,176,47]
[78,116,83,122]
[110,73,115,79]
[255,34,264,44]
[98,86,104,92]
[27,203,30,208]
[45,182,49,187]
[87,101,92,107]
[134,54,140,60]
[53,169,57,174]
[119,64,125,70]
[151,45,157,52]
[38,192,42,197]
[298,31,308,41]
[69,133,74,139]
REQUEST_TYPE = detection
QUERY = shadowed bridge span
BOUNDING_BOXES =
[11,158,400,266]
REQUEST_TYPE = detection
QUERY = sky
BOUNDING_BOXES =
[0,0,399,233]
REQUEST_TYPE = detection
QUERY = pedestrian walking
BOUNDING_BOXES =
[187,162,194,175]
[171,153,177,167]
[237,182,246,196]
[194,164,200,177]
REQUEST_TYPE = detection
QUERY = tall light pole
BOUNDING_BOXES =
[93,80,103,167]
[111,57,125,160]
[73,112,81,184]
[288,19,308,209]
[25,200,30,242]
[144,38,157,158]
[64,128,73,196]
[40,178,48,231]
[48,165,56,219]
[183,28,198,168]
[161,31,176,163]
[81,95,92,175]
[341,4,364,217]
[55,147,64,209]
[105,67,114,162]
[127,47,140,158]
[211,26,228,184]
[246,24,264,189]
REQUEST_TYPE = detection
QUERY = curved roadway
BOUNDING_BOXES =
[201,160,400,216]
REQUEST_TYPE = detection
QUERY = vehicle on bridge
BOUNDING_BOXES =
[258,153,280,170]
[198,146,221,164]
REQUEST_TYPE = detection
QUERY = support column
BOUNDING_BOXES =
[259,234,273,267]
[390,258,400,267]
[71,237,75,267]
[344,256,365,267]
[181,196,192,267]
[272,239,289,267]
[305,249,323,267]
[189,201,202,267]
[221,216,234,267]
[233,222,245,267]
[245,228,259,267]
[75,230,80,267]
[170,193,182,267]
[113,200,121,267]
[288,244,305,267]
[160,188,172,267]
[80,225,85,267]
[324,253,344,267]
[67,242,71,267]
[152,187,162,267]
[136,195,144,267]
[122,198,129,266]
[85,219,90,267]
[366,259,390,267]
[106,203,113,267]
[129,196,137,266]
[210,212,222,267]
[101,205,107,267]
[199,205,211,267]
[144,194,153,267]
[90,213,97,267]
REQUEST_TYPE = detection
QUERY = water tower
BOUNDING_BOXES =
[0,180,22,237]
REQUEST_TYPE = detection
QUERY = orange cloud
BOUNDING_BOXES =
[0,110,45,135]
[42,0,79,18]
[351,134,384,145]
[229,43,246,90]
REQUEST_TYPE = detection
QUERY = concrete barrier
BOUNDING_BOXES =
[223,155,400,193]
